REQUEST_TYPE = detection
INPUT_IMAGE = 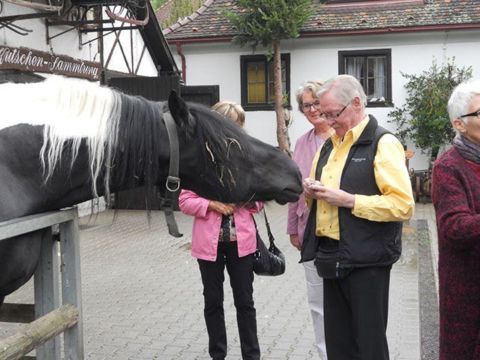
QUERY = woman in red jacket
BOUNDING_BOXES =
[432,79,480,360]
[179,101,262,360]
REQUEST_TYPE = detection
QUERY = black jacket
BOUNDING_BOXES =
[300,115,402,268]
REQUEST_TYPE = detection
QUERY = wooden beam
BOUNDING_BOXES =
[0,304,78,360]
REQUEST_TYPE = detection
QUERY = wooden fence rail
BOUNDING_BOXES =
[0,304,78,360]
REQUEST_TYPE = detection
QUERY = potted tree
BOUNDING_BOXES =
[389,59,472,160]
[388,59,472,201]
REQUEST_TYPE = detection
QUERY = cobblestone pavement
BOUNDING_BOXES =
[0,203,434,359]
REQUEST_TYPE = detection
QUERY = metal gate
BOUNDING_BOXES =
[180,84,219,107]
[108,73,180,101]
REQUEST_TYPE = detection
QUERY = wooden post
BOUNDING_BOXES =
[0,304,78,360]
[59,210,84,360]
[34,227,61,360]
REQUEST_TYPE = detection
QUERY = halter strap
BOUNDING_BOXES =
[162,110,182,238]
[163,111,181,192]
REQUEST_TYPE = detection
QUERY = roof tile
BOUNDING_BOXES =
[163,0,480,40]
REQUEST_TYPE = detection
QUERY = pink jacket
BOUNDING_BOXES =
[178,189,263,261]
[287,129,327,244]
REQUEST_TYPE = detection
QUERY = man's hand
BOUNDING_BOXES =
[312,186,355,208]
[304,178,355,209]
[208,201,235,215]
[303,178,318,198]
[289,234,301,250]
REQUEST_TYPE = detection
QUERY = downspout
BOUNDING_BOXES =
[175,41,186,83]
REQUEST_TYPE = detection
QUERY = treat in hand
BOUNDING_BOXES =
[309,180,323,191]
[304,178,323,190]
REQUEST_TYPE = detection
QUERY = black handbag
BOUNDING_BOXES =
[252,209,286,276]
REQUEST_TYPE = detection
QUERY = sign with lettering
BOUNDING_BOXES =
[0,46,102,81]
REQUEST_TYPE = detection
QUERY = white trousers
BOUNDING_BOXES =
[303,260,328,359]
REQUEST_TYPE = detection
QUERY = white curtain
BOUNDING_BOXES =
[345,56,386,101]
[371,57,385,100]
[345,57,363,82]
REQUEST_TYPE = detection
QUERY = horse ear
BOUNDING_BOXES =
[168,90,196,139]
[168,90,189,127]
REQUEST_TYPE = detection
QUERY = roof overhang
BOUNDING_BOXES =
[166,23,480,45]
[140,1,179,74]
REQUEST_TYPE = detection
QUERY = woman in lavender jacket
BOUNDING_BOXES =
[287,81,332,359]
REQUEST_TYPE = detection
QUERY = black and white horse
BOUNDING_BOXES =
[0,76,302,304]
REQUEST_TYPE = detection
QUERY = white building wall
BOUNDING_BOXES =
[1,3,96,61]
[2,2,158,77]
[171,29,480,170]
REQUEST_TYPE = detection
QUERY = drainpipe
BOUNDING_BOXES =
[175,41,186,84]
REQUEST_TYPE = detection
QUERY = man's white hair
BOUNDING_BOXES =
[317,74,367,107]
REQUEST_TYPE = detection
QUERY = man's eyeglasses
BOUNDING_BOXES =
[320,103,349,120]
[302,100,321,111]
[460,109,480,119]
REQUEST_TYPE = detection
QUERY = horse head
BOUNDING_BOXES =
[167,92,302,204]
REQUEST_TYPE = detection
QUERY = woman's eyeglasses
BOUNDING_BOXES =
[302,101,321,111]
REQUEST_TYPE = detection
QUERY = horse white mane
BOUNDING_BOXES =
[0,75,122,197]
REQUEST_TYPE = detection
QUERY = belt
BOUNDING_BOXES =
[317,236,339,250]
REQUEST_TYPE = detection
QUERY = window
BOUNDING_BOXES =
[240,54,290,111]
[338,49,392,107]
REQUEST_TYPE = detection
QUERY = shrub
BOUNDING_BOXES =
[388,59,472,159]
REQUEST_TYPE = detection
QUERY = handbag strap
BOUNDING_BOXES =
[262,208,275,244]
[251,208,275,245]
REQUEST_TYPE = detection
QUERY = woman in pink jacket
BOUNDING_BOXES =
[178,101,263,360]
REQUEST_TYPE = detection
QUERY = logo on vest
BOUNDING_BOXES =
[351,157,367,162]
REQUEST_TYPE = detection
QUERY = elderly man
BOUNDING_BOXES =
[301,74,414,360]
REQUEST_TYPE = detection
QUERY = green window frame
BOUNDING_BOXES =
[338,49,392,107]
[240,54,291,111]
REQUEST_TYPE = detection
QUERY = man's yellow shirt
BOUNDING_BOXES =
[308,116,415,240]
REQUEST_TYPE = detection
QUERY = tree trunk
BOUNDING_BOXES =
[273,40,290,153]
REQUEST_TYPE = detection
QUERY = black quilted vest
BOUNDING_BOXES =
[300,115,402,268]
